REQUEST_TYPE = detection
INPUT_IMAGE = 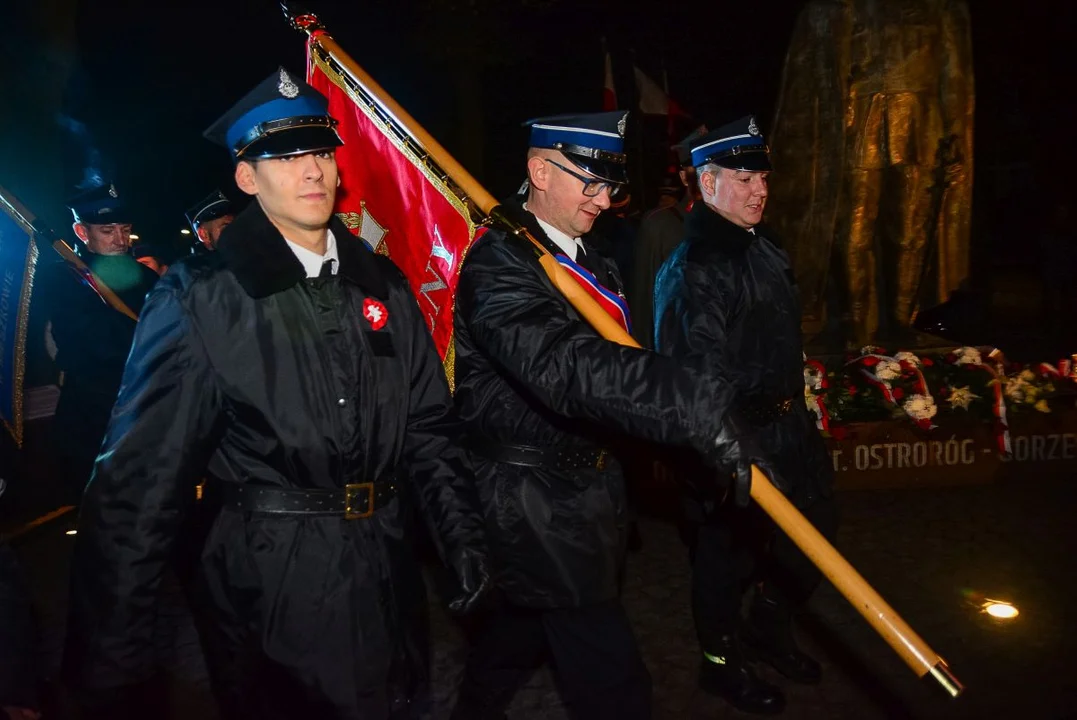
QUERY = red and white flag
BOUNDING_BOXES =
[602,50,618,112]
[633,64,686,120]
[307,42,479,363]
[602,49,691,141]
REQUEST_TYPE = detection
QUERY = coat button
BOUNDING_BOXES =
[338,398,347,407]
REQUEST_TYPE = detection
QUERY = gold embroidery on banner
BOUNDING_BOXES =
[310,48,481,382]
[0,192,41,447]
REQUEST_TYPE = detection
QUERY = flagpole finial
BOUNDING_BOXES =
[281,1,323,34]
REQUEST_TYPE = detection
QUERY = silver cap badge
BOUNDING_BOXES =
[278,69,299,99]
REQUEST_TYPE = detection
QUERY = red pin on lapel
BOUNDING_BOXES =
[363,298,388,330]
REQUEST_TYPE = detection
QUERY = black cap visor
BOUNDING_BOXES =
[191,207,234,227]
[238,125,344,160]
[563,151,629,186]
[75,210,135,226]
[707,147,772,172]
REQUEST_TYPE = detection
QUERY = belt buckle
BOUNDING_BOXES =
[345,482,375,520]
[595,450,608,471]
[779,398,793,413]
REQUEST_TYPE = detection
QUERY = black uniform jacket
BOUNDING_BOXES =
[63,202,486,719]
[655,202,834,507]
[452,199,735,609]
[0,541,37,711]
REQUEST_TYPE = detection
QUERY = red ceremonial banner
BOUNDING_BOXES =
[307,42,478,361]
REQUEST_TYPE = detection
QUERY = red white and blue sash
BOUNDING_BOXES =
[554,252,633,336]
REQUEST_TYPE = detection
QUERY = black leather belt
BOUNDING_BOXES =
[204,480,398,520]
[469,440,609,471]
[740,395,796,427]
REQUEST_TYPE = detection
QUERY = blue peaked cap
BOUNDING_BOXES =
[67,182,132,225]
[523,111,629,184]
[690,115,771,171]
[186,189,234,230]
[526,112,627,154]
[204,67,343,161]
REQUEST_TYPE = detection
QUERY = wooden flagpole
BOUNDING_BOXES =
[50,240,138,322]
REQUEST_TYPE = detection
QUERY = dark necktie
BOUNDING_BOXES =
[575,246,610,288]
[574,244,594,272]
[318,259,335,279]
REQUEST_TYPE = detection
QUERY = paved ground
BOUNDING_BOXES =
[6,471,1077,719]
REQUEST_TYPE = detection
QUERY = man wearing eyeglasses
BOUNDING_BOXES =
[450,112,776,719]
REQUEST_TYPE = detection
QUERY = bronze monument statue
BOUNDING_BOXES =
[768,0,974,347]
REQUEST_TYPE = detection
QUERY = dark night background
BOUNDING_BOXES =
[1,0,1074,280]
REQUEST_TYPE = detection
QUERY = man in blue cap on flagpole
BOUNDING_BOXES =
[63,67,490,720]
[450,111,779,719]
[655,116,838,715]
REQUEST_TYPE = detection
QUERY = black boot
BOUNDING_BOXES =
[742,594,821,685]
[697,635,785,715]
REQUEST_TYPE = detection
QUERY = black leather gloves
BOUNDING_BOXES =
[447,547,492,616]
[710,412,787,507]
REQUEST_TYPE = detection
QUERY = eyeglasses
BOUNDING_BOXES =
[544,158,624,199]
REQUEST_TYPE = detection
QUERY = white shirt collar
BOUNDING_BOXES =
[524,202,585,261]
[283,229,339,279]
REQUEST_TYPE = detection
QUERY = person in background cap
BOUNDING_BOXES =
[628,125,707,350]
[185,189,235,253]
[655,116,837,715]
[654,173,682,210]
[63,67,489,720]
[450,111,776,719]
[45,182,158,503]
[68,182,134,257]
